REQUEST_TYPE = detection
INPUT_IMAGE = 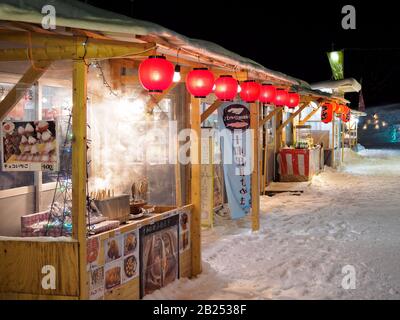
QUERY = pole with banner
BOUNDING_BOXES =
[218,102,252,220]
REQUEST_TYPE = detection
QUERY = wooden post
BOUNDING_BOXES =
[341,122,345,163]
[332,115,336,168]
[275,109,283,152]
[250,102,260,232]
[190,96,202,276]
[34,82,42,212]
[72,60,88,300]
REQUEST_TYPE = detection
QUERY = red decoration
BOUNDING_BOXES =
[341,106,351,122]
[186,68,214,98]
[321,103,334,123]
[214,75,238,101]
[259,84,277,104]
[239,80,261,103]
[287,91,300,108]
[138,56,174,93]
[274,89,289,106]
[334,104,345,114]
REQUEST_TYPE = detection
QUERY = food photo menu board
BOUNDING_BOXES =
[140,215,179,297]
[1,120,59,171]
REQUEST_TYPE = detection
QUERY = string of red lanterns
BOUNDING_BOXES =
[138,56,304,106]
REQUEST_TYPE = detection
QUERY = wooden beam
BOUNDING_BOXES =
[0,32,156,61]
[144,83,178,113]
[277,103,308,131]
[259,107,279,127]
[201,100,222,123]
[71,60,88,300]
[190,96,202,276]
[67,27,110,40]
[250,102,260,232]
[299,104,322,125]
[275,108,284,151]
[0,61,52,121]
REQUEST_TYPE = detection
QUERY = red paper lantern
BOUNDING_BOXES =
[287,91,300,108]
[341,106,351,122]
[274,89,289,106]
[259,84,277,104]
[240,80,261,103]
[334,104,345,114]
[214,75,238,101]
[321,102,334,123]
[139,56,174,93]
[186,68,214,98]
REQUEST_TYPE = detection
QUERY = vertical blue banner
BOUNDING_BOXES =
[218,102,251,219]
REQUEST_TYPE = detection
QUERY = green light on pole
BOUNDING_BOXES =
[327,50,344,80]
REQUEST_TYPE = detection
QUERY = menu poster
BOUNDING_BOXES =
[89,266,104,300]
[87,237,100,268]
[122,229,139,283]
[179,211,190,253]
[1,120,59,172]
[104,259,123,291]
[140,215,179,298]
[104,235,123,264]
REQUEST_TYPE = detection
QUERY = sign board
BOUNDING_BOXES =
[1,120,59,171]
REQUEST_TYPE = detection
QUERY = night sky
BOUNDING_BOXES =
[79,0,400,108]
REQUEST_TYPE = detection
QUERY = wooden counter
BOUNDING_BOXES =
[0,204,193,300]
[86,204,193,300]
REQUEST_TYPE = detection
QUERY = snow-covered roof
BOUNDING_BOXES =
[310,78,362,93]
[0,0,309,87]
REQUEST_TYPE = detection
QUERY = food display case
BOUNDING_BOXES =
[295,125,313,149]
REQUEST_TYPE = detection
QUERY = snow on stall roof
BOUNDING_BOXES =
[311,78,362,93]
[0,0,308,87]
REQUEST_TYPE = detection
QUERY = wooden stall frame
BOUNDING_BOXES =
[250,102,260,232]
[72,59,88,300]
[190,96,202,276]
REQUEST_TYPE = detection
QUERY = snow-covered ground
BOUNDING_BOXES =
[146,148,400,300]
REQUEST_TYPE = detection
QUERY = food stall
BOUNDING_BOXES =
[277,125,323,182]
[0,1,357,300]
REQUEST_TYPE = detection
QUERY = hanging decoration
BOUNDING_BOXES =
[334,104,345,115]
[239,80,261,103]
[259,84,276,104]
[138,56,174,93]
[287,91,300,108]
[214,75,238,101]
[321,102,334,123]
[342,106,351,122]
[274,88,289,107]
[186,68,214,98]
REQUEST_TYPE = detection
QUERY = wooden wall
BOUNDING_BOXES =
[0,240,79,299]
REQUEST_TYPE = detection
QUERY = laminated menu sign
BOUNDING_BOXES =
[122,229,139,283]
[1,120,59,171]
[140,215,179,297]
[90,266,105,300]
[104,235,123,264]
